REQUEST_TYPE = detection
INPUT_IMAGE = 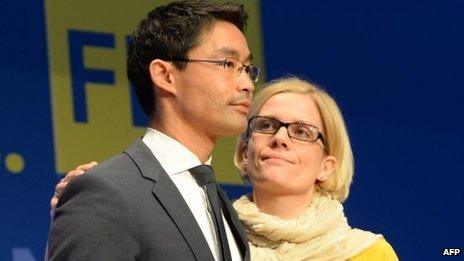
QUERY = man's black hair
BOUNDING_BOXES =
[127,0,248,116]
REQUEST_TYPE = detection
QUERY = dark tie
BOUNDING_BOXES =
[189,165,232,261]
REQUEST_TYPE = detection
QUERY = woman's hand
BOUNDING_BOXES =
[50,161,98,216]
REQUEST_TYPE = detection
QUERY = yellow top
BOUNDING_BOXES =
[350,238,399,261]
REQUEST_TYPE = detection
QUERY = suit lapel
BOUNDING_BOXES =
[217,187,250,261]
[124,138,215,261]
[152,175,215,261]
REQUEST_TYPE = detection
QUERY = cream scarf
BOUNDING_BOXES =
[233,193,382,261]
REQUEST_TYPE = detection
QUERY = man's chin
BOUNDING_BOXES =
[231,117,248,134]
[217,118,247,137]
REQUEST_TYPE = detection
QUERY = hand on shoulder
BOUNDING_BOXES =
[50,161,98,216]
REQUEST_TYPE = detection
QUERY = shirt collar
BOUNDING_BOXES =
[142,127,212,175]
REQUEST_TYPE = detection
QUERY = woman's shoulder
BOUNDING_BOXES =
[349,237,398,261]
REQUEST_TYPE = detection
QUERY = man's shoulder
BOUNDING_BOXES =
[62,153,137,192]
[85,151,153,185]
[90,152,135,174]
[75,153,125,180]
[60,149,157,205]
[86,138,156,178]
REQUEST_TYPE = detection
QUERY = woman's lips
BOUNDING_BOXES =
[261,154,293,164]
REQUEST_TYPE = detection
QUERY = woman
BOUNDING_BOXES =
[51,77,398,260]
[232,77,397,260]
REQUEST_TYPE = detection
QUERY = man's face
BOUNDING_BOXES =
[174,21,254,140]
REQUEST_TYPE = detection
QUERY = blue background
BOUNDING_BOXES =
[1,0,463,260]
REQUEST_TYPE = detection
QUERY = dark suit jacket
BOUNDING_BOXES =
[47,138,250,261]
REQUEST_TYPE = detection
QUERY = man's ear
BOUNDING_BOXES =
[149,59,177,95]
[317,155,337,182]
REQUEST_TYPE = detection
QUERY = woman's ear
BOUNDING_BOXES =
[317,155,337,182]
[149,59,177,95]
[240,140,251,184]
[240,141,249,163]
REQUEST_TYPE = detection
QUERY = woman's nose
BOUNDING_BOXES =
[270,126,290,148]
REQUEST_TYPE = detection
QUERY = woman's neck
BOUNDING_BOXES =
[251,187,315,219]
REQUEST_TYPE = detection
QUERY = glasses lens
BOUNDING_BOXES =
[224,57,260,82]
[251,117,278,134]
[288,124,319,142]
[223,57,240,71]
[249,66,260,82]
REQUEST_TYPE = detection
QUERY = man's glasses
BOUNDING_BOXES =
[167,57,261,82]
[247,116,327,148]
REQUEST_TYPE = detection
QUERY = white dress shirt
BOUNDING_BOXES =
[142,128,242,261]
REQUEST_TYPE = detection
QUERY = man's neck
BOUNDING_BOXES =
[150,111,216,163]
[251,187,315,219]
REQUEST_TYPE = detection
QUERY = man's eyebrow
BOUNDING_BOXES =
[215,47,240,58]
[214,47,254,63]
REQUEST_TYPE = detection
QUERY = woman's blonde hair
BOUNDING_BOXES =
[234,77,354,202]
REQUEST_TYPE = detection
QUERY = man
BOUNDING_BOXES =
[47,1,260,260]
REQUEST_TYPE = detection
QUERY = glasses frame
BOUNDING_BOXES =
[247,116,327,149]
[166,56,261,82]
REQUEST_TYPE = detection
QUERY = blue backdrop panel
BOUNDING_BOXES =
[0,0,56,260]
[261,1,464,260]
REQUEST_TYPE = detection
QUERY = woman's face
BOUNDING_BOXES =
[243,92,336,196]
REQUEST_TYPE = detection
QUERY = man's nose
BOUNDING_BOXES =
[237,70,255,94]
